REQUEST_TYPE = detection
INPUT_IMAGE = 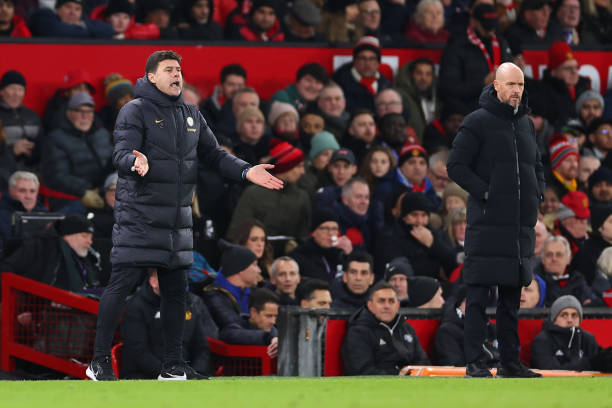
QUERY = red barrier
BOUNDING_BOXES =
[1,273,100,379]
[206,337,276,376]
[1,42,610,116]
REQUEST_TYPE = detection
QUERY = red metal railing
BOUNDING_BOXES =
[207,337,276,376]
[1,273,100,379]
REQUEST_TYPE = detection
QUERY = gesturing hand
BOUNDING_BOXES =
[132,150,149,177]
[246,164,284,190]
[410,225,434,248]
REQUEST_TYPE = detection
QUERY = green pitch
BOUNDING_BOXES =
[1,377,611,408]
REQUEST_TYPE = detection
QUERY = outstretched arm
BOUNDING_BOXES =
[245,164,284,190]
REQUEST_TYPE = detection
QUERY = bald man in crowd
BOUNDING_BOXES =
[448,62,545,378]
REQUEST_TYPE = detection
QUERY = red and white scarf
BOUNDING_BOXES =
[467,26,501,73]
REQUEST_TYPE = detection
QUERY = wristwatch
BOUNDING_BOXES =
[241,167,252,181]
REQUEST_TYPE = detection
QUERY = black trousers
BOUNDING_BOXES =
[464,284,521,365]
[93,265,187,365]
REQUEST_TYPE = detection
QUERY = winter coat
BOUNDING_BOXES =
[0,142,16,192]
[269,84,307,113]
[0,194,47,245]
[0,101,43,148]
[537,71,591,130]
[111,76,248,269]
[0,233,104,294]
[5,14,32,37]
[121,282,214,378]
[42,119,113,201]
[395,61,442,142]
[374,168,441,215]
[571,234,610,285]
[228,17,285,42]
[581,6,612,45]
[433,302,498,366]
[404,20,449,44]
[503,17,565,56]
[439,32,512,112]
[330,279,370,310]
[447,84,546,287]
[29,8,114,38]
[297,163,332,199]
[333,62,392,115]
[342,307,430,375]
[288,237,344,283]
[89,5,160,39]
[531,321,601,371]
[375,221,457,282]
[422,118,454,154]
[218,314,277,346]
[332,200,373,252]
[536,267,603,307]
[229,182,311,239]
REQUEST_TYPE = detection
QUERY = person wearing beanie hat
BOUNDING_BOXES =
[0,70,43,165]
[376,191,457,282]
[98,73,134,132]
[227,0,285,42]
[571,203,612,285]
[520,275,547,308]
[407,276,444,308]
[442,182,468,215]
[297,130,339,199]
[588,166,612,204]
[576,90,604,128]
[267,101,300,146]
[531,294,612,372]
[342,281,431,375]
[537,40,592,128]
[232,106,269,165]
[547,134,581,199]
[87,50,282,382]
[29,0,114,39]
[537,235,603,307]
[175,0,223,41]
[447,62,546,379]
[332,36,392,114]
[383,256,413,306]
[0,212,103,296]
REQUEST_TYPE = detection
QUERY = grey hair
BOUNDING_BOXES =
[375,87,402,104]
[597,247,612,277]
[341,176,369,199]
[428,148,449,169]
[9,171,39,188]
[270,256,300,277]
[414,0,444,25]
[542,235,572,259]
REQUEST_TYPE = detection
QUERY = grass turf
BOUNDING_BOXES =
[1,377,611,408]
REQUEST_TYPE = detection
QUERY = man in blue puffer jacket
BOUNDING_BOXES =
[87,50,283,381]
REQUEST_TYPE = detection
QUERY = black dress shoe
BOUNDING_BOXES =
[465,361,493,378]
[497,361,542,378]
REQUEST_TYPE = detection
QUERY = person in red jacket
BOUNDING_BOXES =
[89,0,160,40]
[0,0,31,37]
[228,0,284,42]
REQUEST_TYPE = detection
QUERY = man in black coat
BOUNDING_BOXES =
[331,251,375,310]
[87,50,283,381]
[121,270,214,379]
[342,282,430,375]
[447,62,546,378]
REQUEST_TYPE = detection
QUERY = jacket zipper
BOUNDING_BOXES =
[512,120,521,266]
[171,106,181,251]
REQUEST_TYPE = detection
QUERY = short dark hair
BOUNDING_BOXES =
[220,63,247,83]
[343,251,374,274]
[368,281,396,301]
[248,288,280,311]
[296,63,329,84]
[349,108,375,125]
[296,279,330,303]
[409,58,435,76]
[145,50,182,74]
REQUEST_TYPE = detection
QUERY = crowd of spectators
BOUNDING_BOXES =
[1,0,612,378]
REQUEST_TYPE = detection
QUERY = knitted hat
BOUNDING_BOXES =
[407,276,440,307]
[398,143,428,166]
[442,183,468,207]
[219,239,258,277]
[590,203,612,233]
[384,257,414,281]
[269,141,304,175]
[63,69,95,94]
[549,136,579,172]
[104,172,118,190]
[67,92,95,109]
[576,90,604,114]
[550,295,582,323]
[251,0,279,14]
[472,3,498,31]
[0,70,26,90]
[548,41,576,71]
[400,192,430,217]
[56,0,83,8]
[236,106,265,129]
[104,73,133,107]
[57,214,94,236]
[330,148,356,165]
[310,208,339,232]
[309,131,340,160]
[267,101,299,127]
[557,191,590,220]
[353,36,381,61]
[290,0,321,26]
[589,166,612,191]
[105,0,134,16]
